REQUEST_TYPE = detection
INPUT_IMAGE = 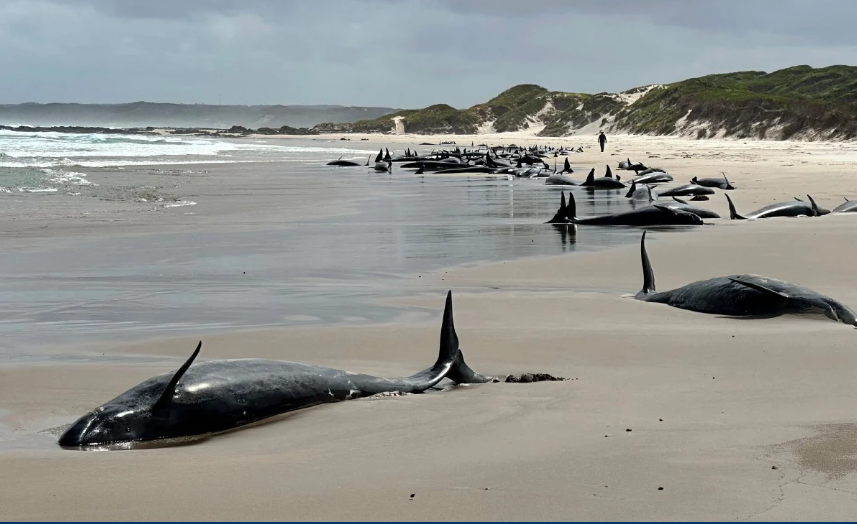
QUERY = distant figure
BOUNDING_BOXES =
[598,131,607,153]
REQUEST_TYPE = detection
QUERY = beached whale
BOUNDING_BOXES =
[660,196,721,219]
[580,168,625,189]
[625,180,657,201]
[548,191,702,226]
[326,156,365,167]
[634,232,857,326]
[832,197,857,214]
[619,158,646,171]
[659,184,715,198]
[691,174,735,190]
[793,197,830,215]
[545,172,578,186]
[633,171,673,185]
[726,194,819,219]
[58,293,494,449]
[374,161,392,172]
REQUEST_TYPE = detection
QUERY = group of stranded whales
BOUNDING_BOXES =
[59,146,857,450]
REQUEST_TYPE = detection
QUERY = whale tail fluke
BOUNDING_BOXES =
[436,291,459,367]
[635,232,656,299]
[807,195,820,216]
[432,291,492,384]
[725,194,746,220]
[546,191,570,224]
[446,349,493,384]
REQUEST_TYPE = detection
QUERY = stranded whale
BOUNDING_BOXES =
[634,232,857,326]
[549,192,702,226]
[58,292,493,449]
[726,194,819,219]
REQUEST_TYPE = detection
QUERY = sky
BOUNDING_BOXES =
[2,0,857,108]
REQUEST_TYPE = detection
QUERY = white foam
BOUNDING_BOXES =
[17,187,58,193]
[42,168,95,186]
[164,200,197,208]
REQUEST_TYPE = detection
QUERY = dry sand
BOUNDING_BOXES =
[4,134,857,520]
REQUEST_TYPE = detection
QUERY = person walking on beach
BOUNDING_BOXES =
[598,131,607,153]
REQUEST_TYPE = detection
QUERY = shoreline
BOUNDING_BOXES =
[4,133,857,519]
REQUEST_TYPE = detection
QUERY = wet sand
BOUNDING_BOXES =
[4,135,857,520]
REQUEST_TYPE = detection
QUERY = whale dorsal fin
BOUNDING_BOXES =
[846,197,850,202]
[728,278,790,299]
[605,165,613,178]
[646,184,654,202]
[691,176,698,184]
[153,341,202,411]
[566,191,577,220]
[725,194,746,220]
[625,180,636,198]
[584,168,595,185]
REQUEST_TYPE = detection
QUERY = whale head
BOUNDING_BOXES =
[58,401,158,448]
[59,342,202,448]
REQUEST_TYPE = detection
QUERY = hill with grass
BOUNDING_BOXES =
[317,65,857,140]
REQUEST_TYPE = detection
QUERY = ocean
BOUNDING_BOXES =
[0,130,694,359]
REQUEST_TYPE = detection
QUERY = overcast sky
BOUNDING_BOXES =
[2,0,856,108]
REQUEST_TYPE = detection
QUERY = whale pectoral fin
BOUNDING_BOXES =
[821,304,840,322]
[652,204,679,215]
[728,278,790,299]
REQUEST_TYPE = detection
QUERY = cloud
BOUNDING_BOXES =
[1,0,856,107]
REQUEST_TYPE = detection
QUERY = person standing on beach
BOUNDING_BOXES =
[598,131,607,153]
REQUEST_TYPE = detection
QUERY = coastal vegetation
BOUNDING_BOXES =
[321,65,857,141]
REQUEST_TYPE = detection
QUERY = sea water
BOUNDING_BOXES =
[0,131,694,359]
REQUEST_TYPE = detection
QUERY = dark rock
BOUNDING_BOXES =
[504,373,569,383]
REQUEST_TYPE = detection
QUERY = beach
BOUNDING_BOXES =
[3,133,857,520]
